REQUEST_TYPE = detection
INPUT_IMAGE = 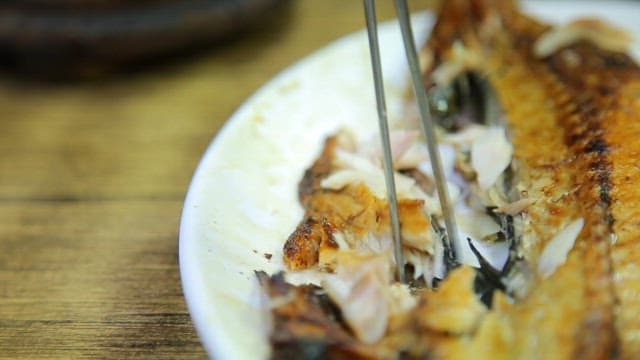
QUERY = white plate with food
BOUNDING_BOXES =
[180,1,640,359]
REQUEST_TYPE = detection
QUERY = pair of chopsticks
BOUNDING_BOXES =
[363,0,459,283]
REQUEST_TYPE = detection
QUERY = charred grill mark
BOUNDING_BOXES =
[544,45,619,226]
[283,217,337,270]
[585,138,608,155]
[283,217,321,269]
[597,171,613,206]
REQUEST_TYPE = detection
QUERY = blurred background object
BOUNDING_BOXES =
[0,3,401,357]
[0,0,288,79]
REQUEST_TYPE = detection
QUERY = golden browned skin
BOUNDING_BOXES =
[607,81,640,358]
[283,136,432,271]
[421,0,640,358]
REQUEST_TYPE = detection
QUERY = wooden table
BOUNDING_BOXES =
[0,1,427,358]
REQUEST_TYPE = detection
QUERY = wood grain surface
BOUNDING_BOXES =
[0,1,429,358]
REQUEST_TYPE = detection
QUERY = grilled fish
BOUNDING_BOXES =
[263,0,640,358]
[420,0,640,357]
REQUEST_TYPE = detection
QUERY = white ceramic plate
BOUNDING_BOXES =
[179,3,640,359]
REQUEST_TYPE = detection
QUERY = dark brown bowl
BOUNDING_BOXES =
[0,0,287,79]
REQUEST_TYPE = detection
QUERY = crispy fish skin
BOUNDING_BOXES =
[423,1,612,358]
[542,38,640,359]
[508,7,640,359]
[284,136,432,271]
[541,44,640,359]
[607,81,640,359]
[422,0,640,358]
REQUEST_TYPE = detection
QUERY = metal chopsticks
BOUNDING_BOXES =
[363,0,405,283]
[363,0,460,283]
